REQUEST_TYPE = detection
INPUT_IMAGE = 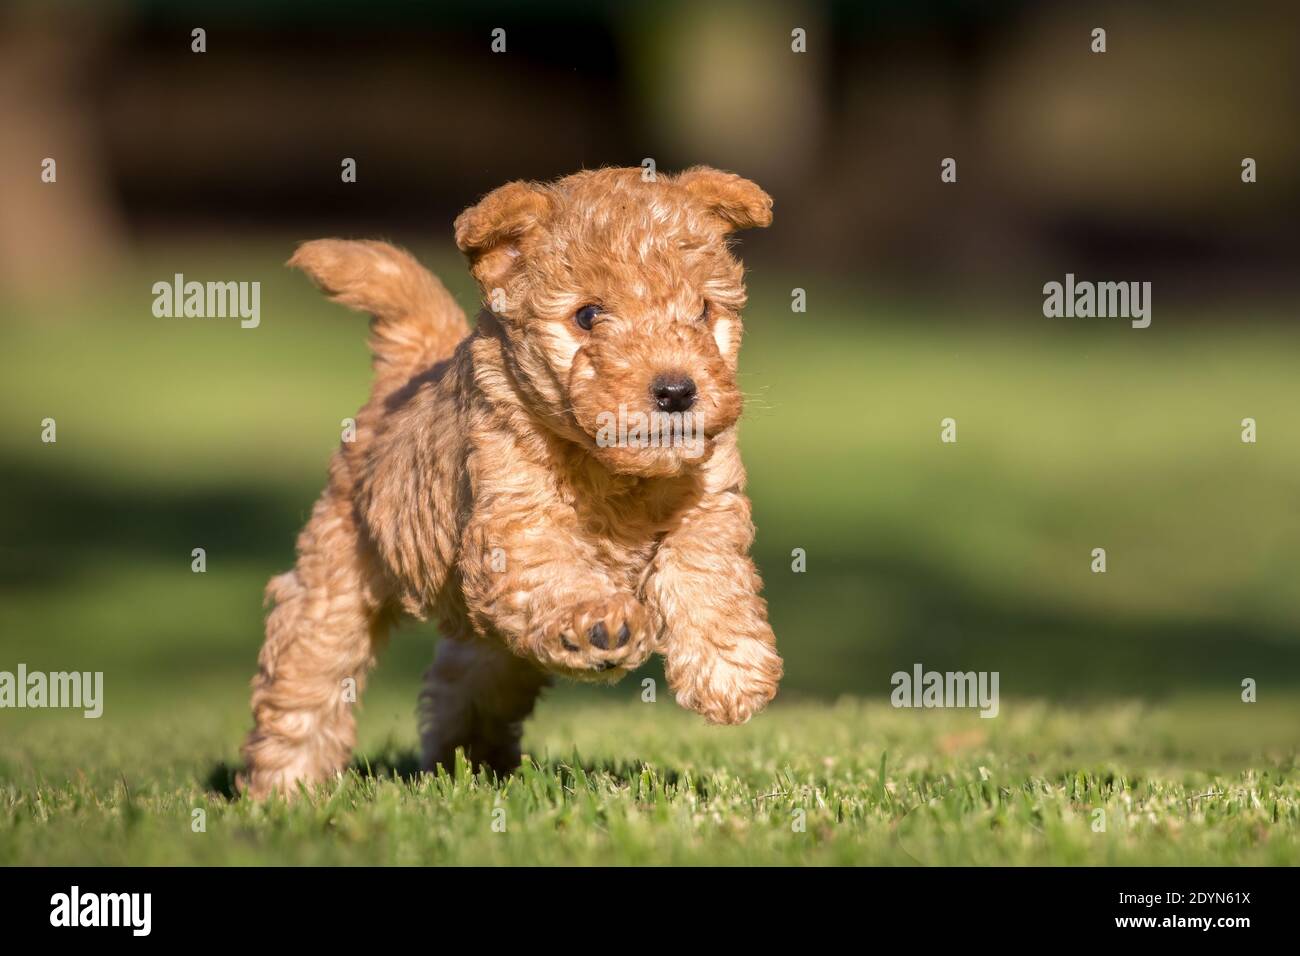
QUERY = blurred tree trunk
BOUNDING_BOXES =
[0,4,125,303]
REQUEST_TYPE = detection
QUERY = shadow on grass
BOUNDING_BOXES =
[0,456,311,591]
[205,762,241,800]
[203,753,426,800]
[754,540,1300,700]
[203,748,713,800]
[7,452,1299,707]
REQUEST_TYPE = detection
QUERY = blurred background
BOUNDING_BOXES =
[2,0,1298,738]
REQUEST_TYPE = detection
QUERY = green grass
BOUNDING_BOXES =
[3,694,1297,865]
[1,241,1298,864]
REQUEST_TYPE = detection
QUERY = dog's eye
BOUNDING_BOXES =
[697,301,711,322]
[574,304,600,331]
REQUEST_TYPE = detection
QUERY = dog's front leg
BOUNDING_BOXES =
[647,486,783,724]
[460,508,654,679]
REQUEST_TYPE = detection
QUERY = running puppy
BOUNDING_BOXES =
[240,167,782,798]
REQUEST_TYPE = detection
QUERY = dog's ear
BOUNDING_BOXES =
[677,167,773,232]
[454,181,551,287]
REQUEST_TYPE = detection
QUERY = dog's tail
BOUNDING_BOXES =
[288,239,470,393]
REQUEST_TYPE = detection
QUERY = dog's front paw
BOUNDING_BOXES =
[667,634,783,725]
[529,594,651,681]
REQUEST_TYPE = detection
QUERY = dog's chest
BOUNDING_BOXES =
[566,477,697,580]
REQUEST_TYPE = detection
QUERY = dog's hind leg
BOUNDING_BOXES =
[240,489,392,799]
[419,635,549,778]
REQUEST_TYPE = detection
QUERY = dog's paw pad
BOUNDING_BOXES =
[535,595,650,679]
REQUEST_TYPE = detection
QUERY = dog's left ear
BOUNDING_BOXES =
[454,180,552,287]
[676,167,773,232]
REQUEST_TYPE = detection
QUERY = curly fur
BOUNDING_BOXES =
[239,166,783,799]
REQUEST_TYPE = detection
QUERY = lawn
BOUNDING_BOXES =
[3,694,1298,865]
[1,241,1298,865]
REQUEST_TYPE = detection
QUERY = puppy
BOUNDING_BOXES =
[240,167,783,798]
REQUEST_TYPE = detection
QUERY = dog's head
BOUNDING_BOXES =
[455,166,771,478]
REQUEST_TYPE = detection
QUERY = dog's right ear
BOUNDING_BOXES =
[454,181,551,288]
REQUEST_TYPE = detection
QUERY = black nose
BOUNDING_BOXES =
[651,374,697,413]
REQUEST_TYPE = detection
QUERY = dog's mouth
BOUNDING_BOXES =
[561,356,741,477]
[587,432,710,477]
[568,402,721,477]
